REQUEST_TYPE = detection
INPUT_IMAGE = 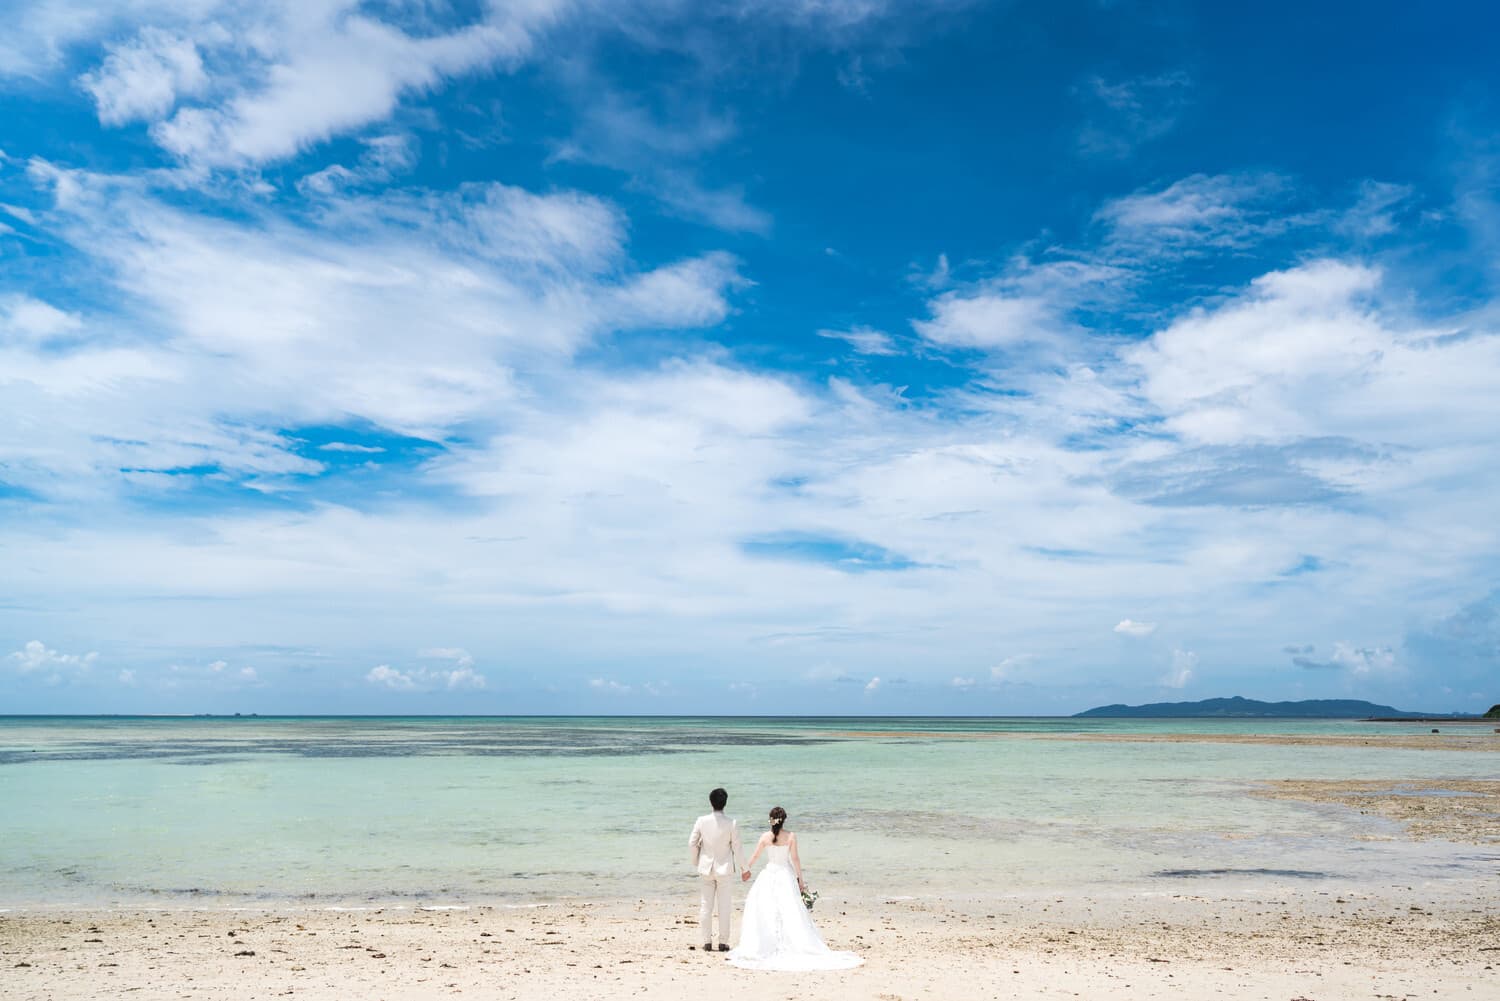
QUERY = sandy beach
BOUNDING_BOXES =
[4,890,1496,1001]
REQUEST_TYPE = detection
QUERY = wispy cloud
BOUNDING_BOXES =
[1075,71,1192,159]
[818,326,900,356]
[318,442,385,454]
[1336,180,1414,239]
[990,656,1033,682]
[552,89,770,234]
[1291,642,1397,677]
[1114,619,1157,637]
[1161,649,1196,689]
[1,294,83,342]
[1094,172,1300,254]
[297,134,419,196]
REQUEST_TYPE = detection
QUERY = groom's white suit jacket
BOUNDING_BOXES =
[689,810,742,877]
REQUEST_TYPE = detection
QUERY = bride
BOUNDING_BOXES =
[728,806,863,971]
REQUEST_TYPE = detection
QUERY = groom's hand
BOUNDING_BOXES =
[741,871,750,882]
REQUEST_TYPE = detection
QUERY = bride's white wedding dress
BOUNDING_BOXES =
[728,843,863,971]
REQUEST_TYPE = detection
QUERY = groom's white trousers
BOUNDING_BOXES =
[699,874,733,944]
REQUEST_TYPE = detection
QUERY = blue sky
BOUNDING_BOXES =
[3,0,1499,715]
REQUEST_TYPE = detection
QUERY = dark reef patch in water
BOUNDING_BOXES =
[0,726,837,765]
[1151,867,1332,879]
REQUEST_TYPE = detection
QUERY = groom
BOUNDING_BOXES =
[688,787,743,952]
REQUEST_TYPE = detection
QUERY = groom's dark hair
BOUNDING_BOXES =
[709,787,728,810]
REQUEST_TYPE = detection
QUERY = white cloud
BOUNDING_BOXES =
[590,677,631,694]
[912,290,1059,350]
[1114,619,1157,637]
[1,295,83,343]
[367,653,485,691]
[1161,649,1196,689]
[419,648,485,689]
[151,4,563,169]
[438,665,486,690]
[366,664,416,690]
[610,252,744,329]
[239,666,258,681]
[909,258,1127,355]
[117,669,137,685]
[79,27,208,126]
[0,0,219,77]
[950,675,975,688]
[864,676,882,693]
[1,2,579,170]
[10,640,98,675]
[1330,642,1398,678]
[818,326,899,355]
[1125,259,1468,448]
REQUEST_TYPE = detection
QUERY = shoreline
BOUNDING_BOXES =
[5,889,1495,1000]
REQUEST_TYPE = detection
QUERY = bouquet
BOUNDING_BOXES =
[800,887,818,910]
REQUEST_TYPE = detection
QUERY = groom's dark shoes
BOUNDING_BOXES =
[701,942,712,952]
[716,944,729,952]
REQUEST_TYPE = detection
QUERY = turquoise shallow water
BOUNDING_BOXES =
[0,716,1493,910]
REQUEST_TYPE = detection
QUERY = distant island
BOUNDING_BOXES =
[1074,696,1475,719]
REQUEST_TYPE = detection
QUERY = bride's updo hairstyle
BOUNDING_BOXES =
[769,806,788,840]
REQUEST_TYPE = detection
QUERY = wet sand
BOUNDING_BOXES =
[1254,778,1500,843]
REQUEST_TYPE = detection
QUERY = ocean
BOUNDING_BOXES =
[0,716,1492,911]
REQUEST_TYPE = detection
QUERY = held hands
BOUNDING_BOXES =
[741,870,751,882]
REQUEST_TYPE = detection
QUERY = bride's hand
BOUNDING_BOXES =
[741,871,751,882]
